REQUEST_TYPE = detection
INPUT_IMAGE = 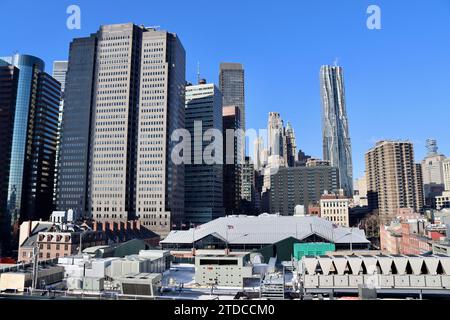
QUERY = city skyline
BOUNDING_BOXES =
[2,0,450,179]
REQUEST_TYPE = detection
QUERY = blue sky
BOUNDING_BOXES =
[2,0,450,178]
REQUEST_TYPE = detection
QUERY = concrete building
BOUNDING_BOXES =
[365,141,424,224]
[57,23,186,237]
[436,191,450,210]
[269,165,339,216]
[320,65,353,197]
[0,54,61,253]
[320,192,350,227]
[353,175,368,207]
[223,106,242,215]
[0,264,64,292]
[421,139,446,208]
[184,81,223,224]
[194,252,253,287]
[443,158,450,191]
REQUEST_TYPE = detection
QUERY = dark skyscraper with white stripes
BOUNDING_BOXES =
[320,65,353,197]
[57,23,186,237]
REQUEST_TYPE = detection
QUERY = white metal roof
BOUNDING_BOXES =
[161,215,369,245]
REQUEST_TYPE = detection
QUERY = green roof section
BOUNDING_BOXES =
[293,242,335,260]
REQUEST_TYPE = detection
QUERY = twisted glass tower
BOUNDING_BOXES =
[320,65,353,197]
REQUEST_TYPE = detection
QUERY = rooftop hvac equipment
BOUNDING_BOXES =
[392,256,408,275]
[332,256,348,275]
[408,256,424,275]
[439,256,450,275]
[423,256,439,275]
[361,256,377,274]
[317,257,333,275]
[303,257,318,275]
[376,256,393,275]
[347,256,362,275]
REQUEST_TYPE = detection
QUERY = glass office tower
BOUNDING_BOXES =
[184,81,224,224]
[0,64,19,256]
[0,54,61,254]
[0,55,45,225]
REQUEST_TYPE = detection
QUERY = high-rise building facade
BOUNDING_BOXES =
[21,72,61,221]
[241,156,255,205]
[223,105,242,215]
[0,64,19,256]
[52,61,68,93]
[365,141,424,224]
[57,23,186,237]
[219,63,245,133]
[444,158,450,191]
[56,37,97,216]
[267,112,283,158]
[0,54,61,253]
[52,61,68,206]
[269,165,340,216]
[184,81,223,224]
[421,139,446,208]
[320,65,353,197]
[421,139,445,185]
[283,122,297,167]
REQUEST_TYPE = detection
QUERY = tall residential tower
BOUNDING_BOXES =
[320,65,353,197]
[365,140,424,224]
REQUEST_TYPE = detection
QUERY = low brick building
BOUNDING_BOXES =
[18,219,160,263]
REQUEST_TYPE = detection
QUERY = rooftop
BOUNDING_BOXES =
[161,214,369,245]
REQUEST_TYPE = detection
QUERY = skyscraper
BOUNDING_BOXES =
[219,63,245,133]
[52,61,68,207]
[283,122,297,167]
[223,105,242,215]
[241,156,255,212]
[52,61,68,93]
[365,140,424,224]
[0,54,61,252]
[56,37,97,216]
[58,23,186,237]
[320,65,353,197]
[421,139,446,208]
[267,112,283,158]
[0,64,19,256]
[184,81,223,224]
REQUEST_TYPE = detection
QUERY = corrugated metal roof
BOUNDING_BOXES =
[161,215,369,245]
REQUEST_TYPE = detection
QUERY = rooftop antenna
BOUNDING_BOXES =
[197,61,200,84]
[334,57,339,66]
